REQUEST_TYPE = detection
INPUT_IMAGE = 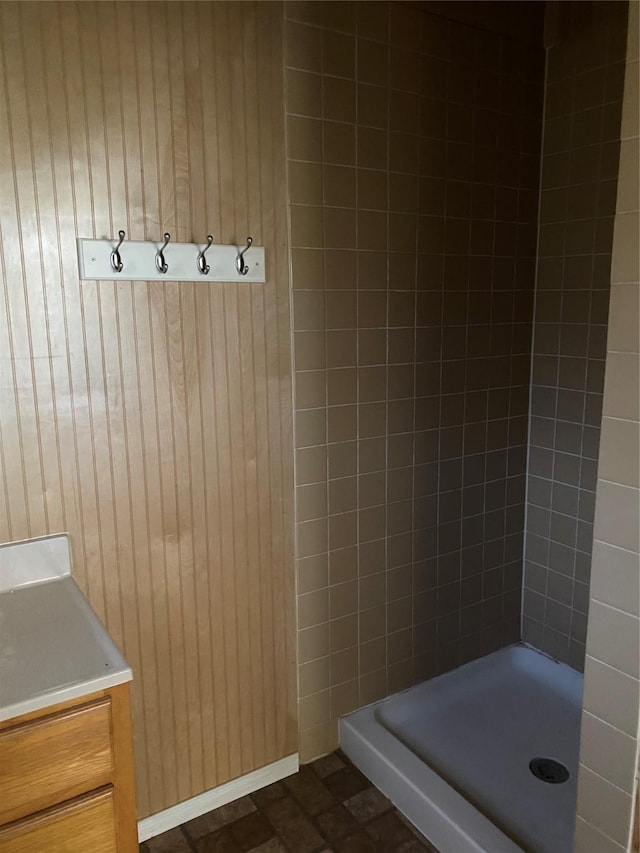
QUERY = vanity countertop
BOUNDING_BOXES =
[0,534,131,723]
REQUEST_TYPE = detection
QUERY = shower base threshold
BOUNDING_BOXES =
[340,644,583,853]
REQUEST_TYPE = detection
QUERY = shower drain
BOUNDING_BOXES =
[529,757,570,784]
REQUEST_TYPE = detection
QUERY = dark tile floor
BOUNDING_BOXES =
[141,751,439,853]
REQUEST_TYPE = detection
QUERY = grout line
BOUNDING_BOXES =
[521,43,550,641]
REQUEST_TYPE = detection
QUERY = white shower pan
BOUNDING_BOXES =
[340,644,583,853]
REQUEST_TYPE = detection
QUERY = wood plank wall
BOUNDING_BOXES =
[0,0,296,818]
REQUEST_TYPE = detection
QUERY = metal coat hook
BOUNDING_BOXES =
[235,236,253,276]
[110,230,125,272]
[197,235,213,275]
[156,232,171,274]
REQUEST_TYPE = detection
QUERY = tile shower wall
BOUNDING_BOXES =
[576,3,640,846]
[522,0,629,670]
[286,1,544,760]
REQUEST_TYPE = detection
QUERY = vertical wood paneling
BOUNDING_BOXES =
[0,0,296,818]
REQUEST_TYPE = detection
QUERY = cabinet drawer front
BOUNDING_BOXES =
[0,787,117,853]
[0,698,114,824]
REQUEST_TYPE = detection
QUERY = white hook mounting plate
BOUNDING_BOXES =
[76,238,265,283]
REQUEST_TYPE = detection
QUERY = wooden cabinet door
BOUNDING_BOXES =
[0,698,113,825]
[0,787,117,853]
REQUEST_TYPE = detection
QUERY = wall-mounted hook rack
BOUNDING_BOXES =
[197,235,214,275]
[76,236,266,283]
[110,230,125,272]
[236,236,253,275]
[155,232,171,274]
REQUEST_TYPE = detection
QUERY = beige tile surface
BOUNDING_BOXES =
[297,517,328,560]
[297,482,328,522]
[611,211,640,283]
[577,7,640,846]
[289,161,323,206]
[294,331,326,371]
[585,600,640,679]
[292,248,325,290]
[288,115,323,162]
[590,540,640,617]
[602,352,640,421]
[296,446,328,487]
[576,765,633,847]
[296,409,327,448]
[299,689,331,729]
[285,20,321,71]
[607,282,640,353]
[291,205,325,249]
[297,554,328,595]
[330,678,359,718]
[299,721,335,760]
[298,588,330,630]
[298,656,331,698]
[620,59,639,139]
[580,711,638,794]
[298,622,331,664]
[287,0,547,760]
[331,645,359,686]
[597,417,640,488]
[295,370,327,410]
[616,137,639,213]
[287,68,322,118]
[574,816,626,853]
[582,654,640,738]
[593,480,640,553]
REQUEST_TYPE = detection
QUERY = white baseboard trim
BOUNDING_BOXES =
[138,753,299,842]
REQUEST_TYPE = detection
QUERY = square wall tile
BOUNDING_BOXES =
[297,517,328,559]
[296,445,327,486]
[296,370,326,410]
[298,588,330,629]
[602,352,640,421]
[576,765,633,847]
[574,817,626,853]
[585,599,640,679]
[287,68,322,118]
[323,79,357,125]
[296,407,327,447]
[297,553,329,595]
[620,60,639,140]
[322,30,356,79]
[331,645,359,686]
[607,283,640,353]
[299,622,331,664]
[579,711,637,793]
[298,655,331,698]
[611,212,640,283]
[291,205,324,248]
[616,138,639,212]
[292,248,325,290]
[297,482,328,521]
[289,160,323,205]
[295,331,326,371]
[299,722,338,763]
[593,480,640,553]
[286,20,322,72]
[590,540,640,617]
[288,115,323,162]
[627,1,639,62]
[598,417,640,488]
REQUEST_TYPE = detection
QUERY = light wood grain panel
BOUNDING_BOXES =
[0,0,296,818]
[0,698,113,825]
[0,788,117,853]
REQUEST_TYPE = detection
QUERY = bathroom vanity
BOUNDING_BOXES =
[0,535,137,852]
